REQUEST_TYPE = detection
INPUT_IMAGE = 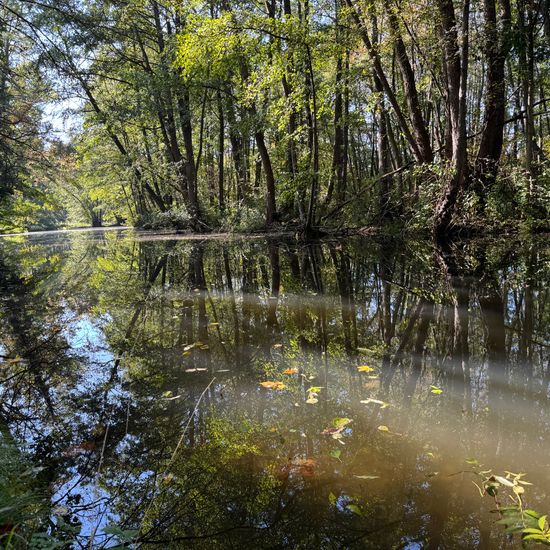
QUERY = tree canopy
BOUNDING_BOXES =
[0,0,548,235]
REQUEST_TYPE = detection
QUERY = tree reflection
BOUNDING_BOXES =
[0,232,548,547]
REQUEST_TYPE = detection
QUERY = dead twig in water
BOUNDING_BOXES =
[138,377,216,539]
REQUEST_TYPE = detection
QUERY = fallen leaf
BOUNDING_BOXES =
[357,365,375,372]
[332,417,352,428]
[260,381,286,390]
[346,504,363,516]
[360,398,390,408]
[162,394,182,401]
[377,425,390,432]
[283,368,298,375]
[321,426,344,437]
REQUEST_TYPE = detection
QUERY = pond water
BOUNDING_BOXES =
[0,229,549,548]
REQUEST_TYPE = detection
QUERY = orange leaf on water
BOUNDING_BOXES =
[283,368,298,375]
[260,381,286,390]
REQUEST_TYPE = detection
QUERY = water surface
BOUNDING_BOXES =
[0,230,548,548]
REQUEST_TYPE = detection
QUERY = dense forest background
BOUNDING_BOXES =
[0,0,549,236]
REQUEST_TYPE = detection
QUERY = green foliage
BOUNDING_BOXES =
[472,466,550,546]
[136,206,192,230]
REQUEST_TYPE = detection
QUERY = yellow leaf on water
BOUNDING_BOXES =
[377,425,390,432]
[357,365,375,372]
[361,398,390,408]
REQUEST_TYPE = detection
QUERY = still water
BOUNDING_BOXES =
[0,229,548,548]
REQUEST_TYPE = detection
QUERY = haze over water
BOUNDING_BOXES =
[0,229,548,548]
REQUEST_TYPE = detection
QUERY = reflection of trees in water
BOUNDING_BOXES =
[0,234,548,547]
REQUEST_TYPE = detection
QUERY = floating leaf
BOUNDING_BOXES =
[260,381,286,390]
[357,365,375,372]
[354,475,380,480]
[283,368,298,375]
[321,426,345,439]
[360,398,390,408]
[328,492,337,505]
[332,417,352,428]
[430,385,443,395]
[377,425,390,432]
[329,449,341,460]
[306,397,318,404]
[307,386,323,393]
[287,458,316,478]
[346,504,363,516]
[162,394,181,401]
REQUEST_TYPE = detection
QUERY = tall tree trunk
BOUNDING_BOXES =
[474,0,512,196]
[382,0,433,164]
[217,92,225,214]
[433,0,470,237]
[344,0,432,164]
[255,130,277,225]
